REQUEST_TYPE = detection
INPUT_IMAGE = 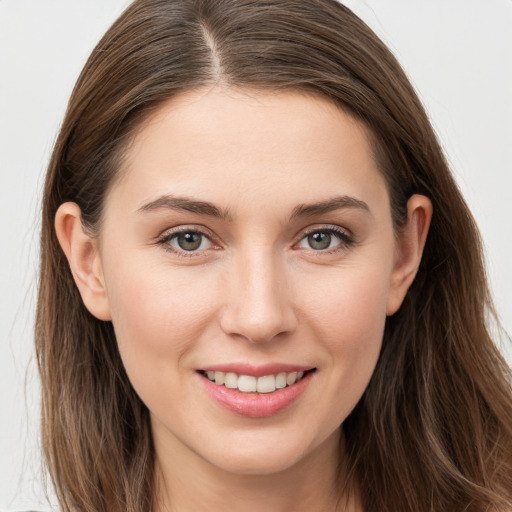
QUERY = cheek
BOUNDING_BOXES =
[299,264,390,410]
[103,257,219,376]
[102,260,224,426]
[302,261,390,339]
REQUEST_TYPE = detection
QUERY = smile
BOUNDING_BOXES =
[198,367,316,418]
[200,370,310,393]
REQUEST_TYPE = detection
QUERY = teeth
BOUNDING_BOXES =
[286,371,297,386]
[275,372,287,389]
[224,372,238,389]
[203,370,309,393]
[257,375,276,393]
[238,375,257,392]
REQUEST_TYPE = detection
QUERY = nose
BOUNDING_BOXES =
[219,247,297,344]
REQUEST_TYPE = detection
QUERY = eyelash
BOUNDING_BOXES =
[155,226,219,258]
[296,226,356,254]
[154,225,355,257]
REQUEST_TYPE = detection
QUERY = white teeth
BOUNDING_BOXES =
[286,372,297,386]
[224,372,238,389]
[257,375,276,393]
[275,372,287,389]
[203,369,310,393]
[238,375,257,392]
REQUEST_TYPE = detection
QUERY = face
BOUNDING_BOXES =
[92,87,408,475]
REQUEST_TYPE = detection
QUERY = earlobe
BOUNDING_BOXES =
[386,194,433,316]
[54,202,112,321]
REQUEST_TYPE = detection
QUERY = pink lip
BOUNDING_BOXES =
[198,369,314,418]
[199,362,314,377]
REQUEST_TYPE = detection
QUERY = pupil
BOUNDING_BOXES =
[178,232,202,251]
[308,232,331,250]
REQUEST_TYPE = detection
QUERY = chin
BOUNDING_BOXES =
[211,448,307,476]
[202,427,338,476]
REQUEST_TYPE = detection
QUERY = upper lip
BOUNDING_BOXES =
[198,363,315,377]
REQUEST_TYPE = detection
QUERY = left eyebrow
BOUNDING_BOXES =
[290,195,371,220]
[137,194,232,220]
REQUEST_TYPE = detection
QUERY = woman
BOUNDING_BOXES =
[36,0,512,511]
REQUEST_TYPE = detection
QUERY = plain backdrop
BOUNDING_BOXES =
[1,1,511,510]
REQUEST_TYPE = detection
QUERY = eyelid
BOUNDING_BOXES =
[154,225,221,256]
[293,224,356,252]
[153,223,355,257]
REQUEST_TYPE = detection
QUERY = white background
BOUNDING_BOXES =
[1,1,511,510]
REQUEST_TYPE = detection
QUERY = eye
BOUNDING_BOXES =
[158,229,214,253]
[297,228,353,252]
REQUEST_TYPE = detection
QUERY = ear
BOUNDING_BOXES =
[386,194,433,316]
[54,202,112,321]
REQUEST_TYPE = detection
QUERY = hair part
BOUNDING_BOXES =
[36,1,512,511]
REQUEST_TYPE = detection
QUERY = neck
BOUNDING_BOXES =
[152,427,361,512]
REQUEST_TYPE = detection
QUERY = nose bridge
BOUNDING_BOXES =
[220,242,296,343]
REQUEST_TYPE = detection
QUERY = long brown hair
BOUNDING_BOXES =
[36,1,512,510]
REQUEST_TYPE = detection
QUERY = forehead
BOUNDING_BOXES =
[108,86,388,217]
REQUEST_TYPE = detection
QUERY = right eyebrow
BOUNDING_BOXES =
[137,194,233,221]
[290,195,371,219]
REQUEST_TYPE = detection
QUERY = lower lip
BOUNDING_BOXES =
[199,371,313,418]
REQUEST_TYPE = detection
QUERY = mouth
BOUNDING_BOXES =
[198,368,316,394]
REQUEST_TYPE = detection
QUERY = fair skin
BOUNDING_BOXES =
[55,87,432,512]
